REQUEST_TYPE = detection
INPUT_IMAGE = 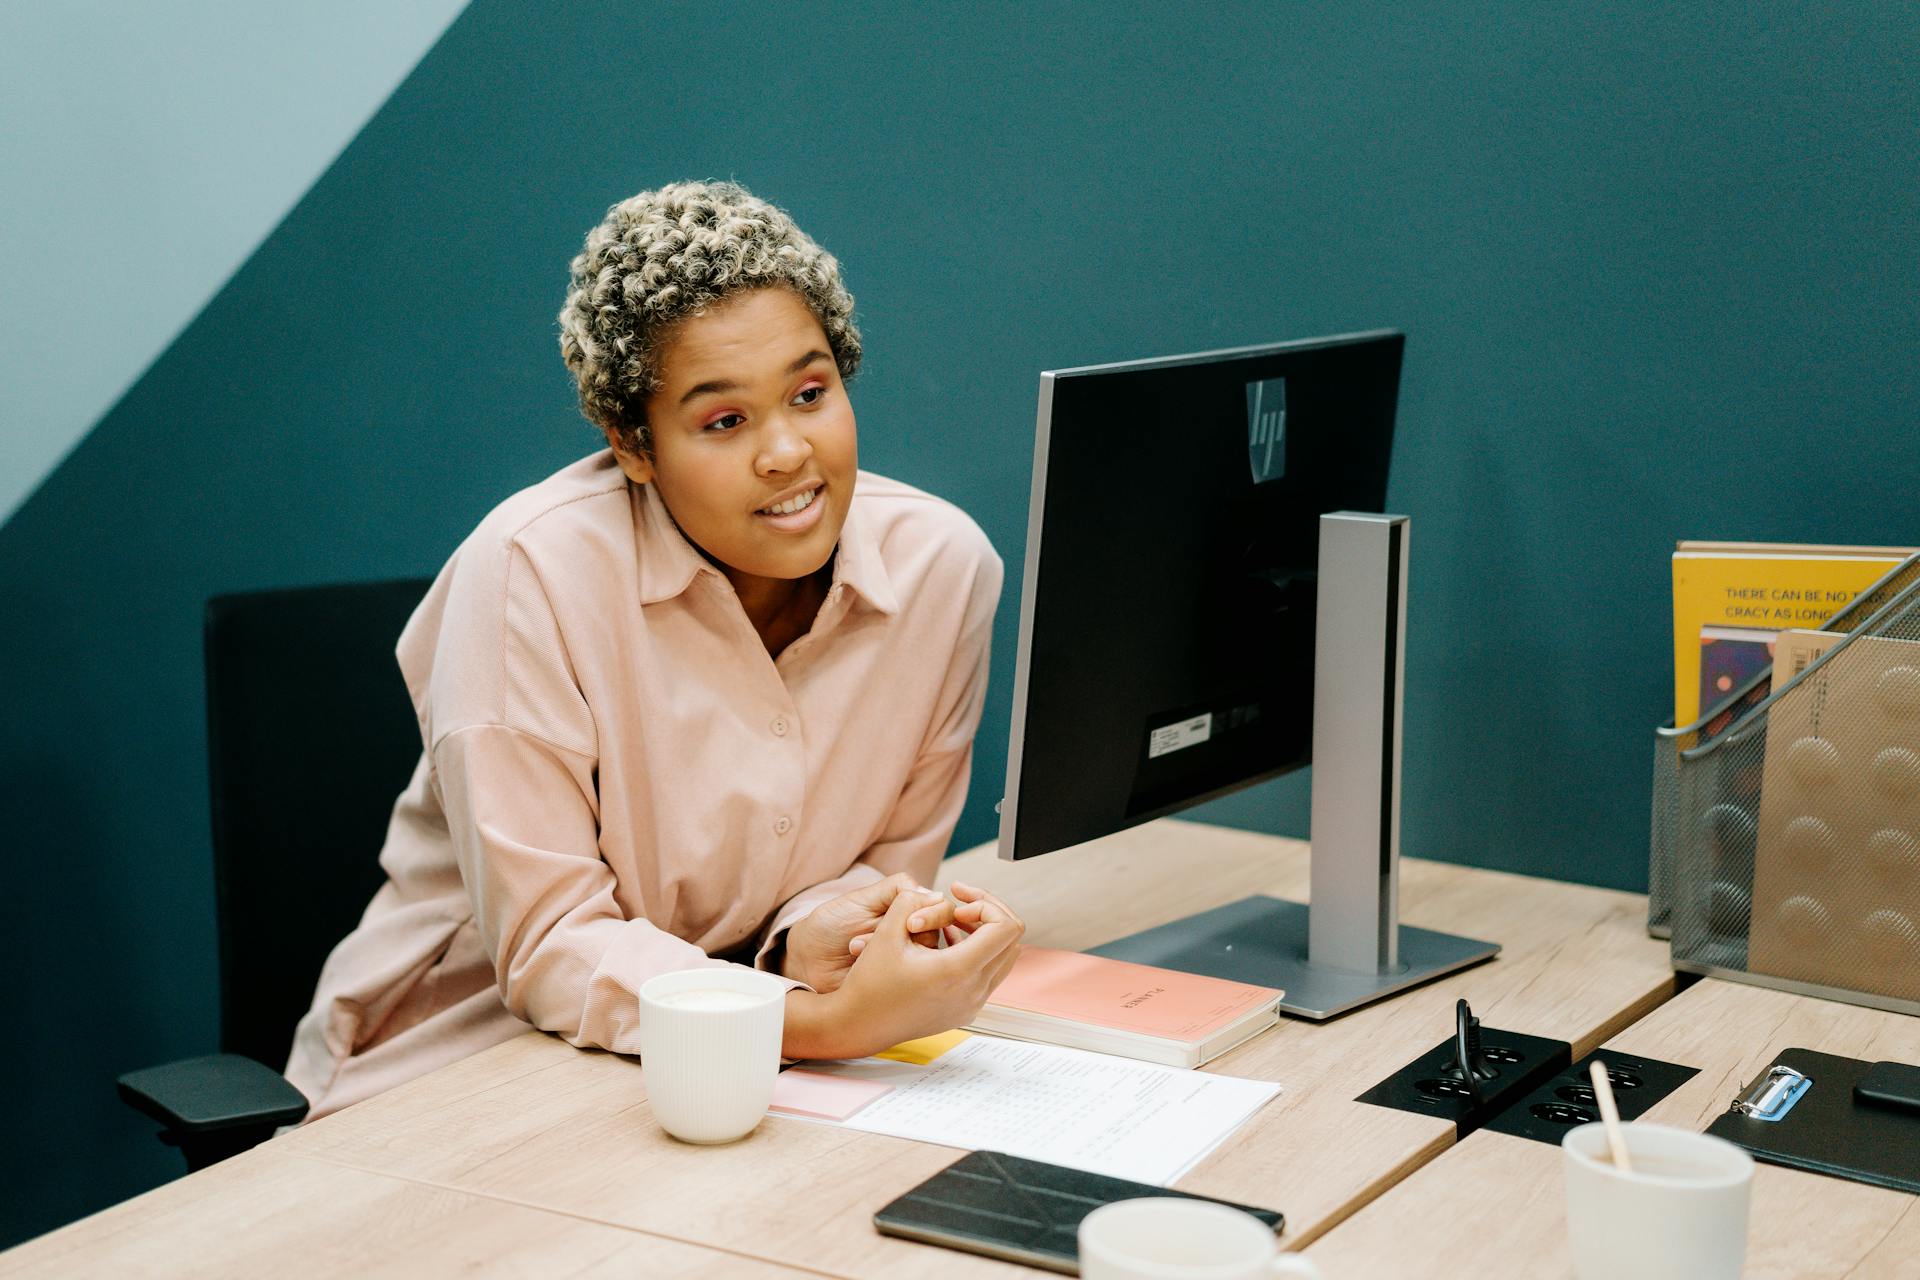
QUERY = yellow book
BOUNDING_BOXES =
[1671,543,1911,726]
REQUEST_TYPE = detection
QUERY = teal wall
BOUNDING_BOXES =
[3,1,1915,1246]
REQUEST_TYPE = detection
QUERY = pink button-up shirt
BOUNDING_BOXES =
[284,452,1002,1119]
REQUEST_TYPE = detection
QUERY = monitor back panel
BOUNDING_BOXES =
[1003,331,1402,859]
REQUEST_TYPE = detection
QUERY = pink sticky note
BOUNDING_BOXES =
[770,1070,893,1121]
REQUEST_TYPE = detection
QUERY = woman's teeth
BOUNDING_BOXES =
[761,489,818,516]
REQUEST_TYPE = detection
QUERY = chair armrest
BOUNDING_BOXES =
[117,1053,310,1133]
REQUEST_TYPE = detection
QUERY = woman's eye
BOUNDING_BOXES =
[704,413,745,432]
[792,385,826,407]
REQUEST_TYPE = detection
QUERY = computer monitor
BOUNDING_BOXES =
[998,330,1497,1018]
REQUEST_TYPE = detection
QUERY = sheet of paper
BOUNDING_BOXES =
[769,1070,893,1120]
[776,1035,1280,1185]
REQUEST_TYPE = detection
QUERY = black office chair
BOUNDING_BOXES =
[117,578,433,1169]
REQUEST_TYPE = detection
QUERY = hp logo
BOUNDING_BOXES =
[1246,376,1287,484]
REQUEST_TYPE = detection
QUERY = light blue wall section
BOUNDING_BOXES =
[0,0,469,522]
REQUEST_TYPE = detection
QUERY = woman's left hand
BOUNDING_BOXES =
[780,873,956,994]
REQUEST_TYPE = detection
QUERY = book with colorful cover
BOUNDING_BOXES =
[1671,542,1912,727]
[1698,625,1778,719]
[966,948,1283,1069]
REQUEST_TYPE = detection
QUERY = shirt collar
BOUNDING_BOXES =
[631,475,899,617]
[633,481,710,605]
[830,490,900,617]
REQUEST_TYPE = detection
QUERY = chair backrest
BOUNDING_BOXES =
[203,578,433,1069]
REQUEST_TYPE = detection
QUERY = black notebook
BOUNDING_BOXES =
[873,1150,1283,1274]
[1707,1049,1920,1195]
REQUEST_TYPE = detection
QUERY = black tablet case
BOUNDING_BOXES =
[1706,1048,1920,1195]
[873,1149,1284,1275]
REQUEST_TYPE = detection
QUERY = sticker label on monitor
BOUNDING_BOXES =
[1246,376,1287,484]
[1148,713,1213,758]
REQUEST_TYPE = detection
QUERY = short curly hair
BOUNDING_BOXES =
[557,181,861,457]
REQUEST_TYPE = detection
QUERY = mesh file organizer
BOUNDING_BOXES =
[1649,554,1920,937]
[1655,553,1920,1013]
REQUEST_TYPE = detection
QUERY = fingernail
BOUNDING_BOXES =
[908,915,924,930]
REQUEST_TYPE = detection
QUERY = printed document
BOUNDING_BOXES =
[772,1033,1280,1185]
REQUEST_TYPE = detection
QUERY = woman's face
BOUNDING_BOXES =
[623,287,858,590]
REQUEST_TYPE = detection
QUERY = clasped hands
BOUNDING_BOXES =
[778,873,1024,1061]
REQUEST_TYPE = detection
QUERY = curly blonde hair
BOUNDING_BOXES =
[557,181,862,457]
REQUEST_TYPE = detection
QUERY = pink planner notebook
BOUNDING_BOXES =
[985,947,1280,1040]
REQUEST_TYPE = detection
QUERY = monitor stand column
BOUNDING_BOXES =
[1090,512,1499,1019]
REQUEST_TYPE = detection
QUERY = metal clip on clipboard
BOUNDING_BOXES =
[1729,1065,1811,1123]
[1710,1050,1920,1193]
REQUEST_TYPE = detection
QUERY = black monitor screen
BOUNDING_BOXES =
[999,330,1402,860]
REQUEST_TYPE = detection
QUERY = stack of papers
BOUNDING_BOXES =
[771,1031,1280,1185]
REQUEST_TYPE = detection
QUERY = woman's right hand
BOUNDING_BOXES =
[784,881,1023,1060]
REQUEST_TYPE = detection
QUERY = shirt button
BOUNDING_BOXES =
[771,716,789,737]
[774,816,793,836]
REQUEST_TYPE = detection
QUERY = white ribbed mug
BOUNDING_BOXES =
[637,968,787,1144]
[1078,1199,1321,1279]
[1562,1122,1752,1280]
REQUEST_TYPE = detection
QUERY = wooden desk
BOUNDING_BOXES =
[1305,979,1920,1279]
[0,1141,823,1278]
[932,821,1672,1247]
[269,820,1670,1275]
[1,821,1674,1277]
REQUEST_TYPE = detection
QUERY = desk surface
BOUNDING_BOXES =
[929,820,1672,1248]
[3,820,1673,1278]
[270,821,1669,1275]
[0,1140,821,1279]
[1304,978,1920,1279]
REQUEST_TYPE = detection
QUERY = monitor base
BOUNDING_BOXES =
[1087,894,1500,1021]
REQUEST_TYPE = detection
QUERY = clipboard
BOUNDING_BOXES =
[1706,1049,1920,1194]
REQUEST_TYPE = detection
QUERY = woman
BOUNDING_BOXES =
[285,181,1022,1119]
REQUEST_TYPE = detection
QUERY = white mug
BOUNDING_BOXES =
[1563,1122,1753,1280]
[1078,1198,1323,1280]
[637,967,787,1144]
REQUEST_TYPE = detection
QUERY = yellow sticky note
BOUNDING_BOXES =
[874,1029,970,1065]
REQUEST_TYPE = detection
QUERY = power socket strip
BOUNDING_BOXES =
[1355,1026,1572,1139]
[1482,1050,1699,1145]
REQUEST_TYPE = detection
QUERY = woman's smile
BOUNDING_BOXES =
[755,481,827,531]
